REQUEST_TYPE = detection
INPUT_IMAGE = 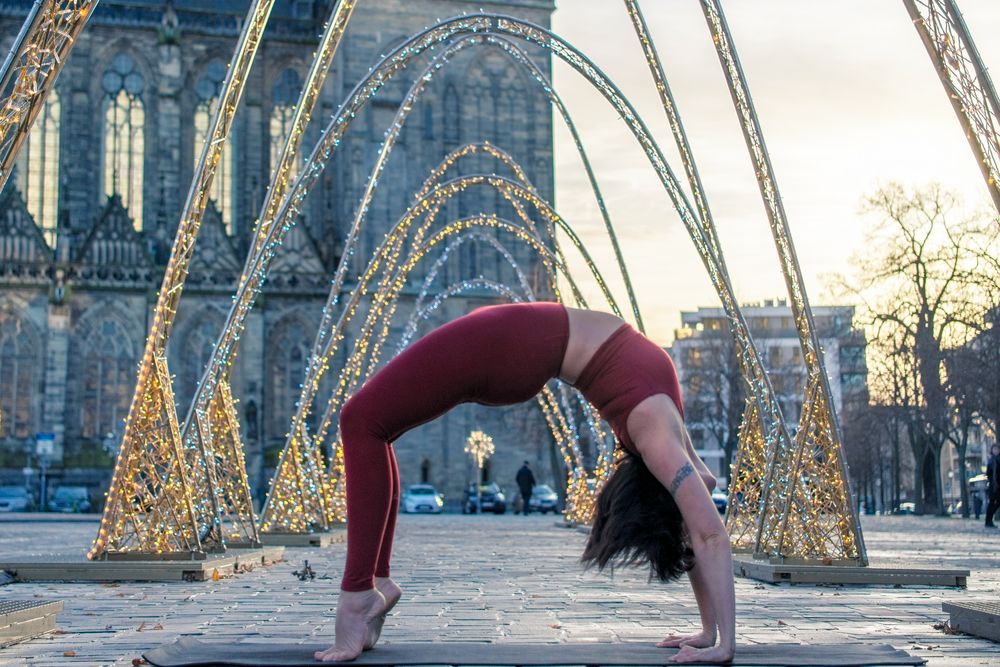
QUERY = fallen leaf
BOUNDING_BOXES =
[548,623,561,629]
[132,659,148,666]
[777,620,787,626]
[63,651,76,657]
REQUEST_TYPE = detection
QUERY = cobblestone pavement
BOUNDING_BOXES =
[0,514,998,666]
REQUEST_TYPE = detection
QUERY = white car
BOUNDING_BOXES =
[528,484,560,514]
[401,484,444,513]
[0,486,31,512]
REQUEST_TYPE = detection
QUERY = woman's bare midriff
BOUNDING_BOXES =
[559,306,626,385]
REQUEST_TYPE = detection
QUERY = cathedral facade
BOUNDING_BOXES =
[0,0,558,508]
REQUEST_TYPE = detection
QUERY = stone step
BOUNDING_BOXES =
[0,599,64,648]
[943,600,1000,642]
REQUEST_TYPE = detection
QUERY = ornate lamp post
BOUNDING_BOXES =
[464,430,494,514]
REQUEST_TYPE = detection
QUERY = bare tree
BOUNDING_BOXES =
[679,331,745,483]
[860,329,918,513]
[841,183,998,515]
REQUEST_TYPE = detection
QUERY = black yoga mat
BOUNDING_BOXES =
[144,637,925,666]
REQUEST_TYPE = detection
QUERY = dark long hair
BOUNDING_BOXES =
[580,453,694,582]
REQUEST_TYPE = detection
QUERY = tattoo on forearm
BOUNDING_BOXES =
[669,463,694,494]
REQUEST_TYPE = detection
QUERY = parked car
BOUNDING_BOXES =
[0,485,31,512]
[401,484,444,513]
[711,490,728,515]
[48,486,92,513]
[462,482,506,514]
[895,502,916,515]
[528,484,559,514]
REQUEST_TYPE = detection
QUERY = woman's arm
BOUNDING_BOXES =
[634,419,735,663]
[657,558,717,649]
[681,427,717,492]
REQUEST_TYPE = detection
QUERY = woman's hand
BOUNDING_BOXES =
[669,643,734,664]
[657,630,715,649]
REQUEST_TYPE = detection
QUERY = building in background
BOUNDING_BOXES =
[670,299,869,486]
[0,0,557,507]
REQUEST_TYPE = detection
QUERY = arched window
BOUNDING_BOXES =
[0,314,39,439]
[17,89,60,247]
[462,239,478,278]
[177,316,221,410]
[270,68,303,182]
[267,318,310,441]
[422,103,434,141]
[79,319,135,440]
[101,54,145,229]
[443,85,460,149]
[193,59,234,233]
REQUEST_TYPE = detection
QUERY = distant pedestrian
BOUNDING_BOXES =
[986,443,1000,528]
[972,487,983,520]
[516,461,536,516]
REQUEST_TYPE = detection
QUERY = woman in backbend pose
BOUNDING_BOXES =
[315,302,736,664]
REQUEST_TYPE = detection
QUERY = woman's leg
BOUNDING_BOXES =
[318,302,568,662]
[375,445,400,579]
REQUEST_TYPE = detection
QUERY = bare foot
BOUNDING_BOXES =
[315,588,385,662]
[365,576,403,650]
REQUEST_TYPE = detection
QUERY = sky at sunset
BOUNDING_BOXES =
[548,1,1000,345]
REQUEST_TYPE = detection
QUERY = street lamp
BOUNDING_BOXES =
[464,430,494,514]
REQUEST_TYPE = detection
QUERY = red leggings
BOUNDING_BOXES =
[339,302,569,591]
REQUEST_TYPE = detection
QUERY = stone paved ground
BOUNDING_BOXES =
[0,514,998,666]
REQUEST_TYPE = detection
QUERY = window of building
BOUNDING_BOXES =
[839,345,864,369]
[0,315,38,439]
[267,319,310,442]
[443,85,459,149]
[101,54,145,229]
[270,68,303,183]
[17,89,60,247]
[177,316,220,410]
[193,59,234,233]
[841,372,866,389]
[791,347,802,365]
[423,103,434,141]
[79,319,134,440]
[462,240,478,277]
[768,346,782,366]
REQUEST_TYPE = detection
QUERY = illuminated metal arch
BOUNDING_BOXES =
[307,32,644,405]
[242,16,788,504]
[323,216,594,495]
[305,170,619,440]
[0,1,98,192]
[260,144,612,533]
[904,0,1000,215]
[259,213,577,531]
[138,12,788,552]
[189,15,705,528]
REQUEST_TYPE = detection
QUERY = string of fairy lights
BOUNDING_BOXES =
[0,1,97,193]
[73,4,865,564]
[283,208,604,527]
[90,0,281,559]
